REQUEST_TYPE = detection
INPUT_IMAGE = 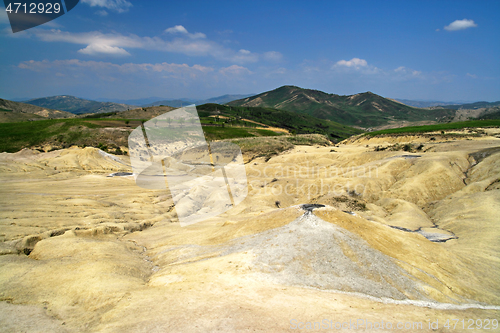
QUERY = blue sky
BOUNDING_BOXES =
[0,0,499,102]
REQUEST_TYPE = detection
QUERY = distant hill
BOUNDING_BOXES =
[0,98,74,122]
[394,99,461,108]
[476,107,500,120]
[196,94,254,105]
[228,86,455,127]
[144,94,253,108]
[93,96,165,106]
[143,99,194,108]
[437,101,500,110]
[25,96,139,115]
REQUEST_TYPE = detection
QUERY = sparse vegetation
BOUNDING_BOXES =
[366,119,500,136]
[229,134,331,162]
[373,143,425,153]
[24,95,136,115]
[203,127,281,141]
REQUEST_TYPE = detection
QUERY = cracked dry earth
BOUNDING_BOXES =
[1,130,500,332]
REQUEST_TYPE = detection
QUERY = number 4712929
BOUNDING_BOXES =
[5,2,61,14]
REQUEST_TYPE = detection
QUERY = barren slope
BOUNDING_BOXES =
[0,130,499,332]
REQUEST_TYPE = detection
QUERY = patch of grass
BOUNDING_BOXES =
[0,119,103,153]
[0,117,288,153]
[0,112,45,123]
[202,126,280,141]
[82,111,118,118]
[365,119,500,136]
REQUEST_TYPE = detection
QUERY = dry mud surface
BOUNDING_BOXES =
[0,132,499,332]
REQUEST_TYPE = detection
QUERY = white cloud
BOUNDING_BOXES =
[273,67,287,74]
[219,65,252,76]
[217,29,233,35]
[333,58,380,75]
[229,50,257,63]
[392,66,423,79]
[32,29,143,48]
[263,67,287,78]
[95,10,108,16]
[81,0,132,13]
[78,43,130,56]
[18,59,214,76]
[264,51,283,61]
[466,73,477,79]
[164,25,206,39]
[444,19,477,31]
[165,25,188,34]
[335,58,368,69]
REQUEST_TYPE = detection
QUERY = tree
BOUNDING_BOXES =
[179,118,184,127]
[167,118,172,127]
[125,120,130,126]
[153,118,158,127]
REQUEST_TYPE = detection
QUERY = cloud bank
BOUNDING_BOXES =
[16,25,282,64]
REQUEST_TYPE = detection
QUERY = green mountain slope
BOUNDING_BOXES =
[228,85,455,127]
[25,95,138,115]
[196,103,362,141]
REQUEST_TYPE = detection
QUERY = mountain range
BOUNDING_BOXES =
[228,86,455,127]
[394,99,468,108]
[8,87,499,128]
[25,96,139,115]
[435,101,500,110]
[20,94,254,114]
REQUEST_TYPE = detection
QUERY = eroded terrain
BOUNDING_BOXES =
[1,130,499,332]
